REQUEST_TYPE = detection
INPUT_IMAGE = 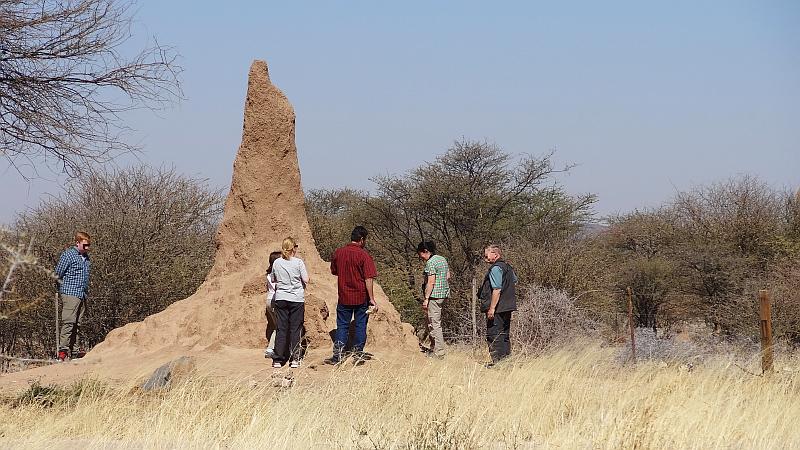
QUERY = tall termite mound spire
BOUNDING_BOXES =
[209,60,322,279]
[89,61,416,358]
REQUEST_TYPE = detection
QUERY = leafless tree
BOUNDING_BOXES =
[0,0,182,176]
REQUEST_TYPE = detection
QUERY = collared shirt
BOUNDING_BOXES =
[330,243,378,306]
[55,247,90,299]
[424,254,450,299]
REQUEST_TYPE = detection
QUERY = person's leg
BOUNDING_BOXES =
[273,300,290,364]
[427,298,446,356]
[352,302,369,352]
[486,314,501,363]
[500,311,512,359]
[59,295,81,353]
[71,298,85,353]
[288,302,305,362]
[332,304,352,360]
[265,301,278,352]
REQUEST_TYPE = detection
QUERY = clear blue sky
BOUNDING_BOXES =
[2,1,798,222]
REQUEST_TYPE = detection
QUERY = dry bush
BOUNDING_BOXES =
[0,166,221,358]
[511,285,599,354]
[759,263,800,346]
[604,176,800,340]
[620,327,760,366]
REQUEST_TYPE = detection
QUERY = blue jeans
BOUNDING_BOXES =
[333,302,369,359]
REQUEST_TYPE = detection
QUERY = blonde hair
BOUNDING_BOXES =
[75,231,91,243]
[281,237,296,259]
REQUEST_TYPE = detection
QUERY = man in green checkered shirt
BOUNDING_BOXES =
[417,241,450,358]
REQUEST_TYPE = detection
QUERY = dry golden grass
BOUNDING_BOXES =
[1,343,798,449]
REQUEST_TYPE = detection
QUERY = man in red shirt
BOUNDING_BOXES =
[324,226,378,365]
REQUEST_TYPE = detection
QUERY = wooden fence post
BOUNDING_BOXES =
[627,286,636,363]
[471,277,477,342]
[759,290,773,374]
[54,291,60,358]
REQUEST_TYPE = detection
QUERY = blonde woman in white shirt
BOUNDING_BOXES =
[270,237,309,368]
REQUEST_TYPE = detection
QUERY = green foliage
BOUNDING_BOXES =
[306,188,367,261]
[12,378,107,409]
[376,264,426,332]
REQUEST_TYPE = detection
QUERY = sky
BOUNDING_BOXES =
[1,1,798,223]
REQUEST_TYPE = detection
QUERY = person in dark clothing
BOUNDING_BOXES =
[478,244,518,366]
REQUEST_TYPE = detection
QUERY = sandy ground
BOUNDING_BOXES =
[0,345,432,394]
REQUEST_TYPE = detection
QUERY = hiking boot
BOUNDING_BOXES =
[352,351,373,360]
[57,350,68,362]
[323,356,342,366]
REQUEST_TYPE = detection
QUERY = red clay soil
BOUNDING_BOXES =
[0,60,417,391]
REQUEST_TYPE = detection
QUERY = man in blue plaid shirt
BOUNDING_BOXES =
[54,231,92,361]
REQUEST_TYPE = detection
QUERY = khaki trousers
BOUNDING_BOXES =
[427,298,447,356]
[59,294,85,353]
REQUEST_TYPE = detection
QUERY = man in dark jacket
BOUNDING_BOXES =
[478,244,517,365]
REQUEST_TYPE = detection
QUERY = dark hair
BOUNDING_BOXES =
[351,226,368,242]
[416,241,436,254]
[266,251,282,273]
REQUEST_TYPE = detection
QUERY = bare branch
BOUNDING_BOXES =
[0,0,183,176]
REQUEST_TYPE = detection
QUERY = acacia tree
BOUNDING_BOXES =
[360,139,596,336]
[0,0,181,176]
[367,139,595,285]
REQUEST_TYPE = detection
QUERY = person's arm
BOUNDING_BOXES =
[330,251,338,276]
[54,251,69,280]
[300,260,310,284]
[487,289,501,320]
[365,278,377,309]
[53,251,69,289]
[364,253,378,309]
[422,274,435,310]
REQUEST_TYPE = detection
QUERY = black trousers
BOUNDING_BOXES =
[273,300,304,363]
[486,311,512,363]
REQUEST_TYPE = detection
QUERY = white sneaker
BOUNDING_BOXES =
[289,360,301,369]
